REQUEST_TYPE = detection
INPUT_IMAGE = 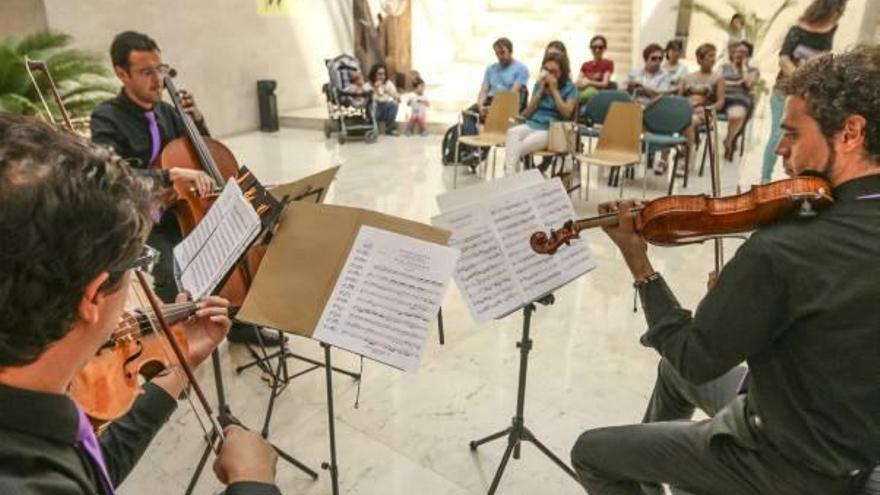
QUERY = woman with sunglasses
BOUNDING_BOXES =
[626,43,673,105]
[576,35,615,103]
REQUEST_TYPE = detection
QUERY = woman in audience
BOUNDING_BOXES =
[720,41,760,161]
[661,39,688,88]
[366,63,401,135]
[626,43,672,105]
[576,35,614,103]
[761,0,846,182]
[544,40,568,58]
[680,43,725,136]
[728,13,747,44]
[503,51,577,175]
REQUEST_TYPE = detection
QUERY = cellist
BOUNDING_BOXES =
[570,46,880,495]
[90,31,279,346]
[0,114,280,495]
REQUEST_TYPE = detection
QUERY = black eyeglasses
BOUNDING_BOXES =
[649,56,663,61]
[103,245,160,291]
[590,45,606,50]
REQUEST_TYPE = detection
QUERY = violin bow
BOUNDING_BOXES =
[24,57,75,133]
[133,271,226,451]
[703,106,725,272]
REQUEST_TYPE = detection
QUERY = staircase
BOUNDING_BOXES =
[413,0,634,114]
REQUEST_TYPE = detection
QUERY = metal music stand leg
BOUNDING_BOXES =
[469,294,578,495]
[320,343,341,495]
[438,307,446,346]
[184,349,319,495]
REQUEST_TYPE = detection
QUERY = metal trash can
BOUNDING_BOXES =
[257,80,278,132]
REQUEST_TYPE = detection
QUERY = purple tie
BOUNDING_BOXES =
[144,110,161,166]
[736,370,751,394]
[75,405,116,495]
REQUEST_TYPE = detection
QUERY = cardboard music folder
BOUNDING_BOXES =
[236,201,450,337]
[268,166,339,204]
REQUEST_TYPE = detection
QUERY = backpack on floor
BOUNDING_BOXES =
[441,125,486,167]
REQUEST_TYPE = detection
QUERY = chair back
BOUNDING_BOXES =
[584,90,632,125]
[484,91,521,135]
[643,95,692,135]
[595,101,642,155]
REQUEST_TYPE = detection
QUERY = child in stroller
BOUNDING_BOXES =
[322,54,379,144]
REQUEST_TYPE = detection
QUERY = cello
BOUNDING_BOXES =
[155,68,271,308]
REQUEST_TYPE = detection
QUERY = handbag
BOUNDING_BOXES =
[547,121,578,154]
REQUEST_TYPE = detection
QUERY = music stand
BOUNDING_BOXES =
[183,181,320,494]
[468,293,578,494]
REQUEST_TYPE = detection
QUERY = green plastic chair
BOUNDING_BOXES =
[642,95,693,195]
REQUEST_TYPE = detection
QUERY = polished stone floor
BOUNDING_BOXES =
[119,116,773,495]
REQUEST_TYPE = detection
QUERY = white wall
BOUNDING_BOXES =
[42,0,353,136]
[637,0,678,60]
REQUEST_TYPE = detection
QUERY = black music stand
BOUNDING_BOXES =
[469,293,579,494]
[183,189,320,495]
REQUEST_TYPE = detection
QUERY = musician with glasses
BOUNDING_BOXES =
[571,45,880,495]
[0,114,280,495]
[90,31,279,346]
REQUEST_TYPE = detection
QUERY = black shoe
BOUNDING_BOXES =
[227,324,286,347]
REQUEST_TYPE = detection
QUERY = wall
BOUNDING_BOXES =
[0,0,48,38]
[41,0,353,136]
[637,0,678,60]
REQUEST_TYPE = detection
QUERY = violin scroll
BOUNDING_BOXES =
[530,220,580,255]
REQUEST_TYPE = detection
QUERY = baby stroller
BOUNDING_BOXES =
[322,54,379,144]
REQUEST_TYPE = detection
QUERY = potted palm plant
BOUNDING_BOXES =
[0,30,114,126]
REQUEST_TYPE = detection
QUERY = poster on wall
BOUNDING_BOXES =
[256,0,299,17]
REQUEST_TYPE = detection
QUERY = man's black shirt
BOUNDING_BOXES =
[90,89,209,186]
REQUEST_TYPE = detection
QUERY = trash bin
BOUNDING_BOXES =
[257,80,278,132]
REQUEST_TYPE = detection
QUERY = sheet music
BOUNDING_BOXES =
[173,179,262,299]
[313,226,459,371]
[433,177,595,323]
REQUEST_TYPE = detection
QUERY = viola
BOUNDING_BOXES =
[69,301,197,424]
[530,176,834,255]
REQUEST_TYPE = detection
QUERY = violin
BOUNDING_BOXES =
[530,176,834,255]
[69,301,197,424]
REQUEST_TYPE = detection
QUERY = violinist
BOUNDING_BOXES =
[0,115,280,495]
[89,31,280,346]
[570,45,880,495]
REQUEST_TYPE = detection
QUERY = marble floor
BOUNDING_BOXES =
[119,115,776,495]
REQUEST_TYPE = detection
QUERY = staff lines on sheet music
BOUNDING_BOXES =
[367,272,443,301]
[372,264,444,290]
[362,278,436,305]
[352,299,431,330]
[343,321,419,352]
[359,287,433,313]
[341,327,415,358]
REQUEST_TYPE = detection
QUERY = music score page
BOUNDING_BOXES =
[313,226,459,371]
[433,174,595,323]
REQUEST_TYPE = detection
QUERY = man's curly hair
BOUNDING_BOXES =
[781,45,880,164]
[0,114,152,367]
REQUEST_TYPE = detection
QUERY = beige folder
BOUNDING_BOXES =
[268,165,339,204]
[236,201,451,337]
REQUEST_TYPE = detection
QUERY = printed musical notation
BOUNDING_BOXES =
[174,179,262,299]
[313,226,459,371]
[433,175,595,323]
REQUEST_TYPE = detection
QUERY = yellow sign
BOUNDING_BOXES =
[256,0,298,17]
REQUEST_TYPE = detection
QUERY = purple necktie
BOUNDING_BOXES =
[75,405,116,495]
[144,110,161,166]
[736,370,751,394]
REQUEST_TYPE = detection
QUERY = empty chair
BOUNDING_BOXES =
[576,101,643,199]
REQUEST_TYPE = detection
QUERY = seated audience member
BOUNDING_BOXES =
[406,77,429,136]
[344,70,369,108]
[627,44,673,104]
[0,114,280,495]
[720,41,760,160]
[366,63,401,135]
[576,35,615,102]
[473,37,529,123]
[503,51,577,175]
[728,13,747,44]
[678,43,725,149]
[662,39,689,87]
[544,40,568,58]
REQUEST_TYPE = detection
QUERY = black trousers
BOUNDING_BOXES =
[146,211,183,304]
[570,359,862,495]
